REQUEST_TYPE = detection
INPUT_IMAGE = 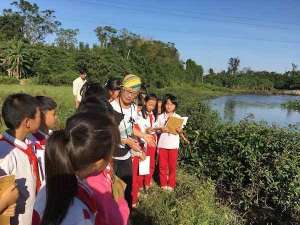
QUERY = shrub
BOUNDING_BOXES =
[185,117,300,224]
[0,76,19,84]
[131,169,242,225]
[34,70,78,86]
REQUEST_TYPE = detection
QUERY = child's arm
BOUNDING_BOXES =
[133,126,156,147]
[176,128,190,145]
[0,184,19,215]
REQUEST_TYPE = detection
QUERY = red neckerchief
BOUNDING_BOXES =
[0,136,41,194]
[32,131,47,147]
[77,183,97,215]
[149,113,154,127]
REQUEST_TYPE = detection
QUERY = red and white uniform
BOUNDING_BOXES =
[157,112,181,189]
[137,112,158,187]
[33,179,98,225]
[0,132,39,225]
[27,130,50,186]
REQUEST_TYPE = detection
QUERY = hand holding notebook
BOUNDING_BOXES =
[165,116,188,135]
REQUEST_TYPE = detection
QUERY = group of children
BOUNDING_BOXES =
[0,74,189,225]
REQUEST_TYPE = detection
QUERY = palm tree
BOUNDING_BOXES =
[0,40,32,79]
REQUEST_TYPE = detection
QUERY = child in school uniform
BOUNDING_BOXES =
[32,112,119,225]
[0,93,41,225]
[157,94,186,191]
[28,96,57,187]
[137,93,159,190]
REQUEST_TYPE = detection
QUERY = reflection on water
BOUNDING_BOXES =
[208,95,300,127]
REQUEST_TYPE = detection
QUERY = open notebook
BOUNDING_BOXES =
[165,116,188,135]
[0,175,16,225]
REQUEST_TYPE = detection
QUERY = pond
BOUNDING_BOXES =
[208,95,300,127]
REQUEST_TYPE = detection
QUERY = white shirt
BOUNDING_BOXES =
[137,112,159,149]
[157,112,181,149]
[0,132,36,225]
[111,99,138,160]
[73,77,87,102]
[33,180,96,225]
[27,130,51,187]
[137,112,159,134]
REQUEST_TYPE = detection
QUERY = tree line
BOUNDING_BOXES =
[0,0,204,88]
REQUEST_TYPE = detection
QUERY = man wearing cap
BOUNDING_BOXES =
[72,69,87,108]
[110,74,156,209]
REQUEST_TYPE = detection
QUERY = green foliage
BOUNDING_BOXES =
[183,104,300,224]
[0,75,19,84]
[0,40,32,79]
[0,10,24,41]
[205,70,300,91]
[55,28,79,49]
[185,58,204,83]
[10,0,61,43]
[132,170,242,225]
[34,70,78,86]
[281,100,300,111]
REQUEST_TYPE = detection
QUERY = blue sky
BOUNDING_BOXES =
[1,0,300,73]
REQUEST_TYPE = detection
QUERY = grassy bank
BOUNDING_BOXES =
[132,169,243,225]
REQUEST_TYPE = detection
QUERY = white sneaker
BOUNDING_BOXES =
[167,186,174,191]
[161,186,168,190]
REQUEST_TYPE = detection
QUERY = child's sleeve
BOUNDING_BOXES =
[0,152,17,175]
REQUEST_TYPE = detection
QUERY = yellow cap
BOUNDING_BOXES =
[122,74,142,91]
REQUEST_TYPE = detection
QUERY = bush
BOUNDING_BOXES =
[184,117,300,224]
[0,76,19,84]
[34,71,78,86]
[281,100,300,111]
[131,169,242,225]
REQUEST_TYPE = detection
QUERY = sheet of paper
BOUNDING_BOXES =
[181,117,189,127]
[139,156,150,175]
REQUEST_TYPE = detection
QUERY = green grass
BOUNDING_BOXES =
[131,169,243,225]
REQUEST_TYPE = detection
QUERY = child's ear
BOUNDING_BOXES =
[24,118,31,129]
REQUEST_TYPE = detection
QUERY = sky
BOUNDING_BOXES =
[1,0,300,73]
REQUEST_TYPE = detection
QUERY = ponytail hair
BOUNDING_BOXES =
[42,130,77,225]
[41,112,120,225]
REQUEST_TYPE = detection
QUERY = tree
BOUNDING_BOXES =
[10,0,61,44]
[227,57,240,75]
[291,63,298,76]
[185,59,204,83]
[0,40,32,79]
[95,26,117,48]
[0,9,24,41]
[208,68,214,75]
[55,28,79,49]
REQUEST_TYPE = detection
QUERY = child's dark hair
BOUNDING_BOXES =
[41,112,119,225]
[78,96,123,126]
[104,77,122,91]
[142,93,158,121]
[1,93,39,129]
[162,94,178,112]
[35,96,57,112]
[79,68,86,75]
[80,82,109,102]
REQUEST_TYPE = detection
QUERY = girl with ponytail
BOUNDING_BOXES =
[32,112,120,225]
